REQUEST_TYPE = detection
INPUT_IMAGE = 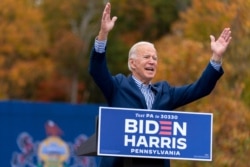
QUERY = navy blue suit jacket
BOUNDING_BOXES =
[89,47,223,167]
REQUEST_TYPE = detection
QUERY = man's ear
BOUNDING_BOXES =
[129,58,136,70]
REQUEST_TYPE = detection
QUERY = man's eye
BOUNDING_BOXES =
[142,55,157,60]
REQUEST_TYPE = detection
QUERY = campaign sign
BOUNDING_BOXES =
[97,107,213,161]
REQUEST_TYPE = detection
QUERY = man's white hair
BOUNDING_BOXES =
[128,41,155,71]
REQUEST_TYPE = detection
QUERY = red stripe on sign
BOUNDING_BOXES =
[160,126,172,130]
[159,131,172,135]
[159,121,172,125]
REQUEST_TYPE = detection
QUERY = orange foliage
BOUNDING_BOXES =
[0,0,51,99]
[35,73,85,103]
[154,35,208,85]
[175,0,238,42]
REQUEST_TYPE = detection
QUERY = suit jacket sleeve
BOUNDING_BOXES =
[88,47,115,101]
[169,63,224,108]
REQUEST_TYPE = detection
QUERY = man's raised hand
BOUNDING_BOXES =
[98,2,118,40]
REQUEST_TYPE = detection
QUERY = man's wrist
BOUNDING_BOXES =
[211,54,222,65]
[210,58,222,65]
[97,31,108,40]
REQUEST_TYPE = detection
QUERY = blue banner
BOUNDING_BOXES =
[98,107,213,161]
[0,100,101,167]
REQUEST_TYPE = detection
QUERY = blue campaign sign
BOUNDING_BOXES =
[97,107,213,161]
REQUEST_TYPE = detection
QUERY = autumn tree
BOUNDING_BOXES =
[37,0,104,103]
[0,0,52,99]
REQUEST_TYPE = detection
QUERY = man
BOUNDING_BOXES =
[89,2,232,167]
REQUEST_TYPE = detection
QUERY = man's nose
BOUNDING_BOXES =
[149,57,157,63]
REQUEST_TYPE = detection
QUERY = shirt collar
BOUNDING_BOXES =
[132,75,151,89]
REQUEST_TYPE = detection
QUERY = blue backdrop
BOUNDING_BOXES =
[0,100,101,167]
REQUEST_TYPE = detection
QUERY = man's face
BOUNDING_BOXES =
[129,44,158,84]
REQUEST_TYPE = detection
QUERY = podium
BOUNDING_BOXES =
[76,107,213,166]
[76,133,165,167]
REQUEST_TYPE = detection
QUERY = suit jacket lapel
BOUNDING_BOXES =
[151,84,160,109]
